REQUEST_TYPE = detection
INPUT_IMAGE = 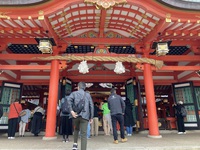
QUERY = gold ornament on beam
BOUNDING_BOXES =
[84,0,127,9]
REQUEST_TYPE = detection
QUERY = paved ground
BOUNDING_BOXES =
[1,130,200,150]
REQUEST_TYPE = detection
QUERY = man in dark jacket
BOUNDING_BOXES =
[67,82,94,150]
[108,88,127,144]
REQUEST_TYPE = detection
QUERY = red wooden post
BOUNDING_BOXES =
[43,59,59,139]
[143,63,162,138]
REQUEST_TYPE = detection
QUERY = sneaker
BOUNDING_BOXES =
[62,139,66,143]
[113,140,118,144]
[178,132,183,134]
[66,138,69,142]
[72,143,78,150]
[121,138,128,143]
[8,137,11,139]
[10,137,15,139]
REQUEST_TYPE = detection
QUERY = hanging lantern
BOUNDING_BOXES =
[38,40,52,54]
[156,42,169,56]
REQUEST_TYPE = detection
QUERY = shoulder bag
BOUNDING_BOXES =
[13,103,21,123]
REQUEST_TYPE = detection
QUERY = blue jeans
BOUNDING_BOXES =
[111,114,125,141]
[126,126,132,134]
[87,123,91,138]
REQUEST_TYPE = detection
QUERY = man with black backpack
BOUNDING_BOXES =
[67,82,94,150]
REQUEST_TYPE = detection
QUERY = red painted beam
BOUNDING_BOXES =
[0,54,52,60]
[143,19,170,43]
[137,65,200,71]
[60,37,138,45]
[149,55,200,62]
[18,80,50,85]
[179,72,198,82]
[0,65,63,70]
[99,10,106,38]
[20,72,50,76]
[68,75,131,82]
[0,72,16,81]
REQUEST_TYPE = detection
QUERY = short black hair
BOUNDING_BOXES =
[65,89,71,96]
[110,88,116,94]
[78,82,86,90]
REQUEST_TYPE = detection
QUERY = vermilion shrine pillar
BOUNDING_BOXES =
[43,59,59,140]
[143,63,162,138]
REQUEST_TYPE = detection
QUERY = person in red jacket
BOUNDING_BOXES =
[8,99,22,139]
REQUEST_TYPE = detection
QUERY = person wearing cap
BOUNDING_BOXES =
[173,100,186,134]
[108,88,127,144]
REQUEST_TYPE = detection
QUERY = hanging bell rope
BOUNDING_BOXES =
[34,55,164,69]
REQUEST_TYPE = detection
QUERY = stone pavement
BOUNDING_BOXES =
[0,130,200,150]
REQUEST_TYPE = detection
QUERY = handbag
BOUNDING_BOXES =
[61,96,70,114]
[18,116,21,123]
[13,103,21,123]
[73,92,86,114]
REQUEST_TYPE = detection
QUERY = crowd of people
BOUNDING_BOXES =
[5,82,136,150]
[7,99,45,139]
[2,81,188,150]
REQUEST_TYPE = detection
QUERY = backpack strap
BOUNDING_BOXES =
[13,103,19,116]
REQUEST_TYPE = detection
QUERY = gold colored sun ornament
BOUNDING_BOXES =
[84,0,127,9]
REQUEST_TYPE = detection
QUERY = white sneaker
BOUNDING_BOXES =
[178,132,183,134]
[10,137,15,139]
[8,137,11,139]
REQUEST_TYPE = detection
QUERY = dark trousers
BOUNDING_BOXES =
[111,114,125,141]
[73,117,88,150]
[8,118,18,137]
[61,116,73,139]
[177,116,185,132]
[31,113,43,135]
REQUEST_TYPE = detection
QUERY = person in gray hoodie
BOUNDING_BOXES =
[67,82,94,150]
[108,88,127,144]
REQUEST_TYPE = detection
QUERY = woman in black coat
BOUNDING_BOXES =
[124,98,135,136]
[173,101,186,134]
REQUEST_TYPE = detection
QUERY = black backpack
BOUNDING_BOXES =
[0,104,3,119]
[61,96,70,114]
[72,92,86,114]
[181,107,187,117]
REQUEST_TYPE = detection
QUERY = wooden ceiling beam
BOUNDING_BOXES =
[143,19,170,43]
[0,65,63,70]
[20,72,50,76]
[39,17,59,44]
[60,37,138,45]
[0,72,16,81]
[179,72,198,82]
[149,55,200,62]
[137,65,200,71]
[99,10,106,38]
